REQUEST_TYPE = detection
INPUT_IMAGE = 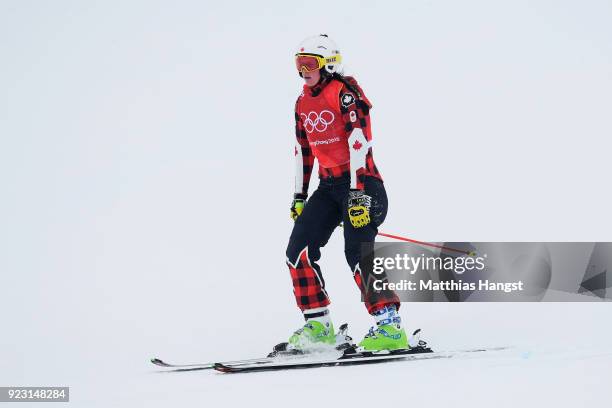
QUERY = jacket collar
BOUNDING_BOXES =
[303,75,332,97]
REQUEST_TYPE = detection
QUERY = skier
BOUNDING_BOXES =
[286,34,406,352]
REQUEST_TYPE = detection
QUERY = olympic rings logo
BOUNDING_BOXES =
[301,110,335,133]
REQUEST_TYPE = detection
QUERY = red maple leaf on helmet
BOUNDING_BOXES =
[352,140,363,151]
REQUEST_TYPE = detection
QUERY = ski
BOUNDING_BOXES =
[151,323,507,374]
[213,346,509,373]
[150,356,272,371]
[150,358,211,369]
[150,323,355,371]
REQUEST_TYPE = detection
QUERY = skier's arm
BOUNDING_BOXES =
[340,90,372,191]
[294,109,314,196]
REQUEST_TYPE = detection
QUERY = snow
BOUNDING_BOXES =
[1,0,611,407]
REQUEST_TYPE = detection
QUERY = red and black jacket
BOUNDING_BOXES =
[293,75,382,195]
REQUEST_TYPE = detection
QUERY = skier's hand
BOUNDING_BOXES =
[347,189,372,228]
[291,193,307,221]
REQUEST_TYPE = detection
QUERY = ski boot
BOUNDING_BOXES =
[358,324,408,352]
[358,304,408,352]
[268,320,354,358]
[289,320,336,350]
[267,320,335,357]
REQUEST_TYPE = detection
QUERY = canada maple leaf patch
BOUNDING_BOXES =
[341,93,355,108]
[352,140,363,150]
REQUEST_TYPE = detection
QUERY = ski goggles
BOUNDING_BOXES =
[295,53,342,73]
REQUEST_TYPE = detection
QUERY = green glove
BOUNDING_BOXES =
[291,193,307,221]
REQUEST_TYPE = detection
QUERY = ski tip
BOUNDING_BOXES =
[150,358,171,367]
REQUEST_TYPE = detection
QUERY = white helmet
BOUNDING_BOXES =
[296,34,343,74]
